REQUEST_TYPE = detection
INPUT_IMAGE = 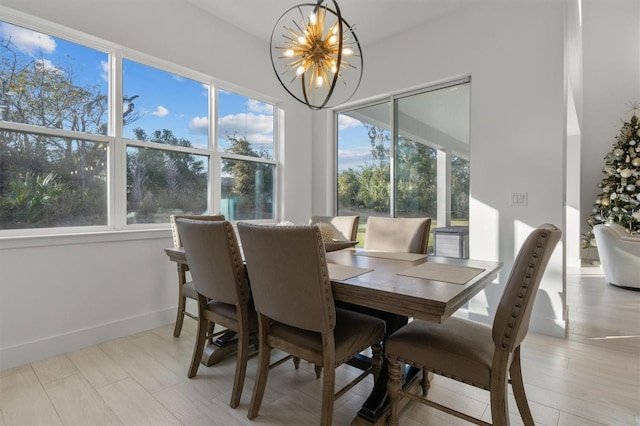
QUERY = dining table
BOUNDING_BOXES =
[164,245,502,425]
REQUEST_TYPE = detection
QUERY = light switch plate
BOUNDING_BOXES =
[511,192,528,206]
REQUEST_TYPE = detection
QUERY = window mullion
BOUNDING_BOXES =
[111,50,126,230]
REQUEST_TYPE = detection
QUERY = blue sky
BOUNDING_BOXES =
[337,113,387,173]
[1,19,384,169]
[0,20,274,156]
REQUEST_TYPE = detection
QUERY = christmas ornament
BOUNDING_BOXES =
[583,109,640,248]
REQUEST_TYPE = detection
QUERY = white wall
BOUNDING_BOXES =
[0,0,313,371]
[581,0,640,259]
[2,0,638,371]
[313,1,569,336]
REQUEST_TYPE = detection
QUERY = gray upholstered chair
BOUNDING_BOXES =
[363,216,432,254]
[310,215,360,241]
[385,224,562,426]
[593,223,640,289]
[169,214,225,337]
[176,218,256,409]
[237,223,386,426]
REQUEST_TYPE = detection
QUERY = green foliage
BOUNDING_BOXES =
[4,172,66,225]
[338,131,470,220]
[221,133,273,219]
[583,110,640,248]
[1,38,112,228]
[127,128,208,222]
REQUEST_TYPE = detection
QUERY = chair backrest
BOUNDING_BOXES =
[363,216,432,254]
[176,219,248,306]
[594,223,640,253]
[170,214,225,247]
[492,224,562,351]
[310,215,360,241]
[238,223,335,334]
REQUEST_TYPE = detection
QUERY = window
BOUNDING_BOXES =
[218,91,275,221]
[337,79,470,252]
[0,18,278,233]
[0,21,109,229]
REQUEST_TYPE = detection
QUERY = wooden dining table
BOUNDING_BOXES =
[164,246,502,425]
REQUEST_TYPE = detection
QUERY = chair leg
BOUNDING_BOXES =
[188,313,208,378]
[188,296,209,378]
[420,369,430,396]
[320,357,335,426]
[314,365,322,379]
[248,319,271,420]
[207,321,215,345]
[490,352,511,426]
[387,360,403,426]
[230,323,249,408]
[293,356,300,369]
[510,346,534,426]
[173,294,187,337]
[371,342,383,383]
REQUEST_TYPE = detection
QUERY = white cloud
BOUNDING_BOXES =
[34,58,59,73]
[189,116,209,134]
[218,113,273,137]
[217,113,275,147]
[337,148,373,172]
[101,61,109,82]
[337,114,362,131]
[150,106,169,117]
[246,99,273,114]
[0,23,56,56]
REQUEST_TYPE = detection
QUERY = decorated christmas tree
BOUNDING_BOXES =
[583,104,640,249]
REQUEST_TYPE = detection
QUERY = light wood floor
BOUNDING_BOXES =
[1,268,639,425]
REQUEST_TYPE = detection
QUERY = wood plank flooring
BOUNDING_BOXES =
[1,268,638,425]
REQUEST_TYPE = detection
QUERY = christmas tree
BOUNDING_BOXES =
[583,104,640,249]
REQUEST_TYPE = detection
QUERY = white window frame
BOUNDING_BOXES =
[0,9,280,240]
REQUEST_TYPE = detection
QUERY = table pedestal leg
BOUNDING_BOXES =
[201,331,238,366]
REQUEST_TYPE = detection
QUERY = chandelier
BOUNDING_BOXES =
[270,0,363,110]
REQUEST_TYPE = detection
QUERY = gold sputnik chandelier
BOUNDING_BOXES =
[270,0,363,110]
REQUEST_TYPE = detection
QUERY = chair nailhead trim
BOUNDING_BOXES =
[388,356,490,390]
[500,230,549,349]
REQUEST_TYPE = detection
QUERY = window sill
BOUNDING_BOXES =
[0,228,171,250]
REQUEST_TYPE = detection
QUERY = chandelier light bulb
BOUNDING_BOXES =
[270,0,363,109]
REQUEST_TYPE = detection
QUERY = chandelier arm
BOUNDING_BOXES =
[270,0,363,109]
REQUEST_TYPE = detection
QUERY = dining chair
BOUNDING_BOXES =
[310,215,360,241]
[176,218,256,408]
[169,214,225,337]
[237,223,386,426]
[363,216,432,254]
[385,223,562,426]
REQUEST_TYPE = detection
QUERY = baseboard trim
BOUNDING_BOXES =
[0,308,175,372]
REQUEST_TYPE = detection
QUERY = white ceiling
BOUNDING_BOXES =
[182,0,480,47]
